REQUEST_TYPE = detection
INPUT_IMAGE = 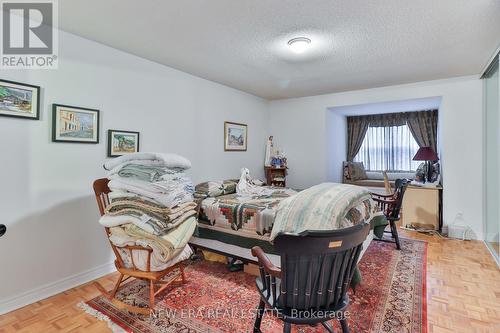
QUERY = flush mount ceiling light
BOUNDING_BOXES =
[287,37,311,54]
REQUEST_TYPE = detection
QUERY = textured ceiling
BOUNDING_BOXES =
[59,0,500,100]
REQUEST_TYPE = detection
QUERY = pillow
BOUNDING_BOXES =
[195,181,224,197]
[221,179,238,195]
[195,179,239,197]
[347,162,368,181]
[365,171,384,180]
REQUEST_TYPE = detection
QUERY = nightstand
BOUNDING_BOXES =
[401,185,443,231]
[264,166,287,187]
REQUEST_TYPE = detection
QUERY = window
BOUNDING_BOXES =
[354,124,420,171]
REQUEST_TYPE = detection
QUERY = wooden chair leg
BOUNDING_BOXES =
[390,221,401,250]
[149,280,155,310]
[340,318,350,333]
[321,321,335,333]
[110,273,124,298]
[180,264,186,284]
[283,322,291,333]
[253,299,265,333]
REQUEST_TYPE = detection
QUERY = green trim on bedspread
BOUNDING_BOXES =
[371,214,389,239]
[194,225,276,254]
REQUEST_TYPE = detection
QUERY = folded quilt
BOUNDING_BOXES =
[99,200,196,236]
[113,164,186,182]
[112,244,191,272]
[270,183,382,240]
[103,152,192,171]
[122,215,196,259]
[107,198,196,217]
[107,210,196,236]
[108,178,194,208]
[108,216,196,270]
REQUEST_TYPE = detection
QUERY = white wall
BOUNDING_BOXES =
[326,111,346,183]
[268,76,483,239]
[0,31,268,314]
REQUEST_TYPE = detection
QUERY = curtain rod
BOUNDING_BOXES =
[346,109,438,119]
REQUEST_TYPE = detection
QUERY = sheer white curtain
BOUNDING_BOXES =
[354,124,420,171]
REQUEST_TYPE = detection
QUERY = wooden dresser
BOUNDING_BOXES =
[401,185,442,231]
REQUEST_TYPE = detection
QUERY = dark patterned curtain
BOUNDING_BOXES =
[406,110,438,152]
[347,110,438,164]
[347,116,369,161]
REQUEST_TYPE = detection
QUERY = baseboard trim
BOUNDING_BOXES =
[0,261,115,315]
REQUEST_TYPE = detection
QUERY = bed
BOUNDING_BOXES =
[189,185,381,267]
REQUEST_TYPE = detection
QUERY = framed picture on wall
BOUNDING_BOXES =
[52,104,100,143]
[0,79,40,120]
[224,121,247,151]
[108,130,140,157]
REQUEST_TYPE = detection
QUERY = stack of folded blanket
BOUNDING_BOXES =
[99,153,197,271]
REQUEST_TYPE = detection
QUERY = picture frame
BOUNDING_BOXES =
[107,129,140,157]
[0,79,40,120]
[52,104,100,143]
[224,121,247,151]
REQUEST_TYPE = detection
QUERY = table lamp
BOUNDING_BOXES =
[413,147,439,183]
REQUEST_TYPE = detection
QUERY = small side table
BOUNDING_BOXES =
[401,185,443,231]
[265,166,287,187]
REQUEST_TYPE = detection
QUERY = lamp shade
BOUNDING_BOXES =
[413,147,439,161]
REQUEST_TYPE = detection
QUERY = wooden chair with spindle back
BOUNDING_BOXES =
[93,178,187,314]
[370,178,409,250]
[251,223,370,333]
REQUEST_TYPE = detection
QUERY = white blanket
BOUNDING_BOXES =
[236,168,274,196]
[104,152,192,171]
[114,243,192,272]
[108,178,193,208]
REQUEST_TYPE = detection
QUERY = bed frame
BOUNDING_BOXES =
[188,230,374,269]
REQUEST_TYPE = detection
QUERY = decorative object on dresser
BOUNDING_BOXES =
[370,179,409,250]
[264,135,274,166]
[402,184,442,231]
[52,104,100,143]
[0,79,40,120]
[264,166,287,187]
[412,146,439,183]
[107,129,140,157]
[224,121,247,151]
[251,223,370,333]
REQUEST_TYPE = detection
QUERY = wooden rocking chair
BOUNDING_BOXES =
[370,179,409,250]
[93,178,187,314]
[251,223,370,333]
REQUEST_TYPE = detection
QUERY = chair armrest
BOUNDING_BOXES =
[371,197,397,204]
[251,246,281,278]
[370,192,394,198]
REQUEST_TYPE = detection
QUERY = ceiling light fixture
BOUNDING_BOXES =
[287,37,311,54]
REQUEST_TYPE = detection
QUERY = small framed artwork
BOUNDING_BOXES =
[108,130,140,157]
[52,104,100,143]
[0,79,40,120]
[224,121,247,151]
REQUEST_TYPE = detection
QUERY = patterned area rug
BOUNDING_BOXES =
[83,238,427,333]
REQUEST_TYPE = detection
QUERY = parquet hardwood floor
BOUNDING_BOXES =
[1,228,499,332]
